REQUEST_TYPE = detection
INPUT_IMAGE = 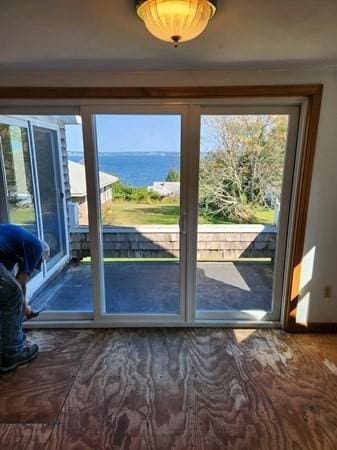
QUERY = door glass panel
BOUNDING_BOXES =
[27,117,94,313]
[33,126,67,270]
[95,114,181,314]
[0,122,38,235]
[196,114,290,316]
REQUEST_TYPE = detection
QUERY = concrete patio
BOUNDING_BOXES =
[31,260,274,314]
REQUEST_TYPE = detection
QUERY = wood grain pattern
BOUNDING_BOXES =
[0,330,97,423]
[294,323,337,333]
[0,85,323,99]
[0,424,52,450]
[41,329,337,450]
[2,329,337,449]
[227,330,337,450]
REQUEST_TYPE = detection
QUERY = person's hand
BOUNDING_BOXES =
[24,303,32,317]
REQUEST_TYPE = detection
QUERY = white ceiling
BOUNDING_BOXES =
[1,0,337,72]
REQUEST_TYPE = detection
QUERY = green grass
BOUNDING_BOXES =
[102,200,180,225]
[9,200,275,227]
[82,257,179,263]
[101,200,275,226]
[9,206,35,225]
[252,207,275,225]
[82,257,272,263]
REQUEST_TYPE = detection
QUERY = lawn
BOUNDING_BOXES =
[101,200,275,226]
[9,206,35,225]
[252,207,275,225]
[9,201,275,227]
[102,201,180,225]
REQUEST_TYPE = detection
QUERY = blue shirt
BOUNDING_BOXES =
[0,224,43,275]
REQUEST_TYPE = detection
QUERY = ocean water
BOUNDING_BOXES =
[69,152,180,187]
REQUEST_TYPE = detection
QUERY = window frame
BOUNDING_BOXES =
[0,84,323,331]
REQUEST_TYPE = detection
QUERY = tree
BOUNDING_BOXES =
[165,168,180,182]
[199,115,288,222]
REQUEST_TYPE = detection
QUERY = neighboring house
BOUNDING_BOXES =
[68,160,118,225]
[148,181,180,198]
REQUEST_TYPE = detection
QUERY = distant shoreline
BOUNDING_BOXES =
[68,151,181,156]
[68,152,181,187]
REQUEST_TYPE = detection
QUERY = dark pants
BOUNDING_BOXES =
[0,263,25,358]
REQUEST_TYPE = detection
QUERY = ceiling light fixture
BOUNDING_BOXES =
[136,0,217,47]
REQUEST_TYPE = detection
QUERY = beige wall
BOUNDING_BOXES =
[76,200,89,226]
[100,186,112,204]
[0,67,336,323]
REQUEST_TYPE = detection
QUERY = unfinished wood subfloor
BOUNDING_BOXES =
[1,329,337,450]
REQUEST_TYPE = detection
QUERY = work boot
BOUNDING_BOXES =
[0,344,39,373]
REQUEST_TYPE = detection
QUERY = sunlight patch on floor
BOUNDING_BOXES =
[233,328,256,344]
[201,262,251,292]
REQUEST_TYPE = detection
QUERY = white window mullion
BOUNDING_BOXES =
[80,107,106,320]
[0,135,9,223]
[185,105,201,322]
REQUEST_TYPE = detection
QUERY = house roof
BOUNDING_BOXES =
[68,160,118,198]
[149,182,180,197]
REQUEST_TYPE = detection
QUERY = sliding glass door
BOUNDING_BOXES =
[31,124,67,270]
[78,104,300,324]
[0,116,44,291]
[192,106,300,322]
[0,101,302,326]
[81,106,188,322]
[0,117,38,234]
[0,115,69,295]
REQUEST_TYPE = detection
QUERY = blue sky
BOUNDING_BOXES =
[65,115,181,153]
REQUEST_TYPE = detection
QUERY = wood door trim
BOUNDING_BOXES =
[283,87,323,331]
[0,85,322,99]
[0,84,323,331]
[287,322,337,333]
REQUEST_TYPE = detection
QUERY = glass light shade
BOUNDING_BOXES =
[136,0,216,45]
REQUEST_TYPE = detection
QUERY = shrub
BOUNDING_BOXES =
[111,182,160,202]
[199,115,288,223]
[165,168,180,182]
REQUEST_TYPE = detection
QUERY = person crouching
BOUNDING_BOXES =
[0,224,50,373]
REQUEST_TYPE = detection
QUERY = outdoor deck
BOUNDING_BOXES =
[31,261,274,314]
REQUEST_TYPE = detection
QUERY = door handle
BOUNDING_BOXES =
[179,212,187,234]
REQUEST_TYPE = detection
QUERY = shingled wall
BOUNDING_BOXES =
[70,225,277,260]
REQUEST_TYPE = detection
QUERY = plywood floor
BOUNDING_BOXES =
[1,329,337,450]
